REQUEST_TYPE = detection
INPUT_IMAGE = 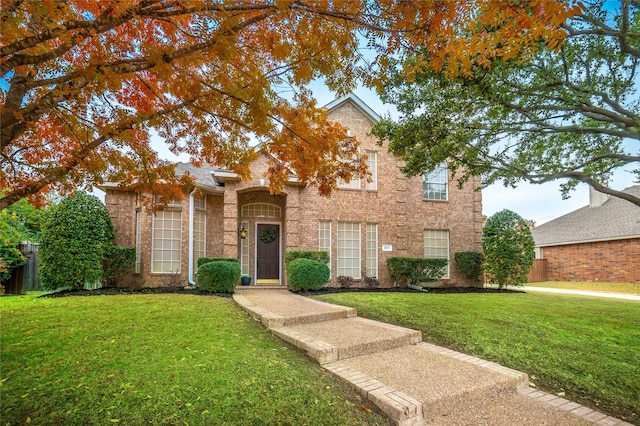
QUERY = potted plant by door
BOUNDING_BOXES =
[240,275,252,286]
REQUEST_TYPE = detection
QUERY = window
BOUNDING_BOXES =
[337,222,361,278]
[366,223,378,277]
[319,220,332,275]
[338,176,361,190]
[365,150,377,191]
[152,210,182,273]
[241,203,281,218]
[240,221,249,275]
[193,211,206,272]
[194,195,206,210]
[135,209,142,273]
[423,229,450,278]
[423,162,448,200]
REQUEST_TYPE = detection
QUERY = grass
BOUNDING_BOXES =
[0,294,388,425]
[525,281,640,295]
[313,292,640,423]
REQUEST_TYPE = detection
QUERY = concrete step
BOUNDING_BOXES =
[324,342,529,426]
[233,291,356,327]
[270,317,421,364]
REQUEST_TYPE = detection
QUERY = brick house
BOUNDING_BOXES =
[102,94,483,288]
[532,185,640,283]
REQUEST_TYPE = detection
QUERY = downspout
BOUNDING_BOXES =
[187,191,196,286]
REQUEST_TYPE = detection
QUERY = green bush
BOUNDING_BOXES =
[285,251,330,270]
[197,257,238,268]
[40,192,114,290]
[483,209,534,289]
[386,257,448,286]
[287,258,330,292]
[197,261,240,293]
[103,246,136,287]
[454,251,484,286]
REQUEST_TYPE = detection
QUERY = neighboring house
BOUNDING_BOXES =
[532,185,640,283]
[101,94,483,288]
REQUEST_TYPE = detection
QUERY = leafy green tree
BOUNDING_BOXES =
[40,192,114,290]
[372,1,640,207]
[0,197,46,282]
[483,210,534,289]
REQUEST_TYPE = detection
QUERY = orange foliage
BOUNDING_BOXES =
[0,0,579,209]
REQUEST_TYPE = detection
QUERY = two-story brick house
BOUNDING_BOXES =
[102,94,483,288]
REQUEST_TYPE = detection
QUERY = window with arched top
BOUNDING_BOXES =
[241,203,281,218]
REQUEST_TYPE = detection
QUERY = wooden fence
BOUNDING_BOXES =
[3,242,40,294]
[528,258,547,282]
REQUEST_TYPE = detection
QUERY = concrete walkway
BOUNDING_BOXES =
[519,286,640,301]
[233,289,633,426]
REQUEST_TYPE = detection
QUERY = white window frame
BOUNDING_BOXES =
[151,209,182,273]
[337,222,361,279]
[135,209,142,274]
[365,150,377,191]
[319,220,332,276]
[423,229,450,278]
[240,221,250,275]
[423,162,448,201]
[366,223,378,278]
[193,196,206,272]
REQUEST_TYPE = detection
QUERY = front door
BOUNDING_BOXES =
[256,224,280,285]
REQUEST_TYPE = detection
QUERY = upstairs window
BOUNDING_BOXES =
[423,163,448,201]
[365,150,377,191]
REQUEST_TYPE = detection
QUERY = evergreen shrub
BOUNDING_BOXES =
[197,260,240,292]
[287,258,330,291]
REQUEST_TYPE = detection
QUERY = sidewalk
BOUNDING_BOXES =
[520,286,640,301]
[233,289,632,426]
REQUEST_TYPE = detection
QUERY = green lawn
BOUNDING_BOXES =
[313,292,640,423]
[0,294,387,425]
[525,281,640,295]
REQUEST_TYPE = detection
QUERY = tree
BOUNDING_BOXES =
[39,192,114,290]
[483,210,534,289]
[1,1,580,210]
[0,197,46,282]
[372,1,640,207]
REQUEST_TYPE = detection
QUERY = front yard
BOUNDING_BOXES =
[0,294,387,425]
[314,291,640,424]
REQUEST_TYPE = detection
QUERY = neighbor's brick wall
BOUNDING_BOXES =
[542,238,640,283]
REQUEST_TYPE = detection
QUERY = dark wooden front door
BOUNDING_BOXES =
[257,224,280,283]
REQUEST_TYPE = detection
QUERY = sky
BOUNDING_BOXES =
[147,83,637,226]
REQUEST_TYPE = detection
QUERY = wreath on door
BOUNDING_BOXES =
[260,227,277,244]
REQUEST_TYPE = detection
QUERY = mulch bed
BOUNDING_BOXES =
[41,285,523,298]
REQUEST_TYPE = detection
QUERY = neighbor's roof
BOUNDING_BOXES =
[323,93,381,123]
[532,185,640,247]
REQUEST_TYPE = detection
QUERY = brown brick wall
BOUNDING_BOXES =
[542,238,640,283]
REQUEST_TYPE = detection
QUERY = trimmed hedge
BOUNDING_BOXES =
[387,257,448,286]
[197,257,239,268]
[454,251,484,286]
[197,260,240,293]
[285,251,330,270]
[103,246,136,287]
[287,258,330,292]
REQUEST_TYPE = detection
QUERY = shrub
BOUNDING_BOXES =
[196,261,240,293]
[197,257,238,268]
[483,209,535,289]
[337,275,354,288]
[288,258,330,292]
[454,251,484,286]
[362,273,380,288]
[102,246,136,287]
[386,257,448,286]
[285,251,329,270]
[40,192,114,290]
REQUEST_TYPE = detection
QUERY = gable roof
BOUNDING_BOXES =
[532,185,640,247]
[323,93,381,123]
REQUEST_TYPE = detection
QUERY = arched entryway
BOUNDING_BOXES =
[237,192,286,285]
